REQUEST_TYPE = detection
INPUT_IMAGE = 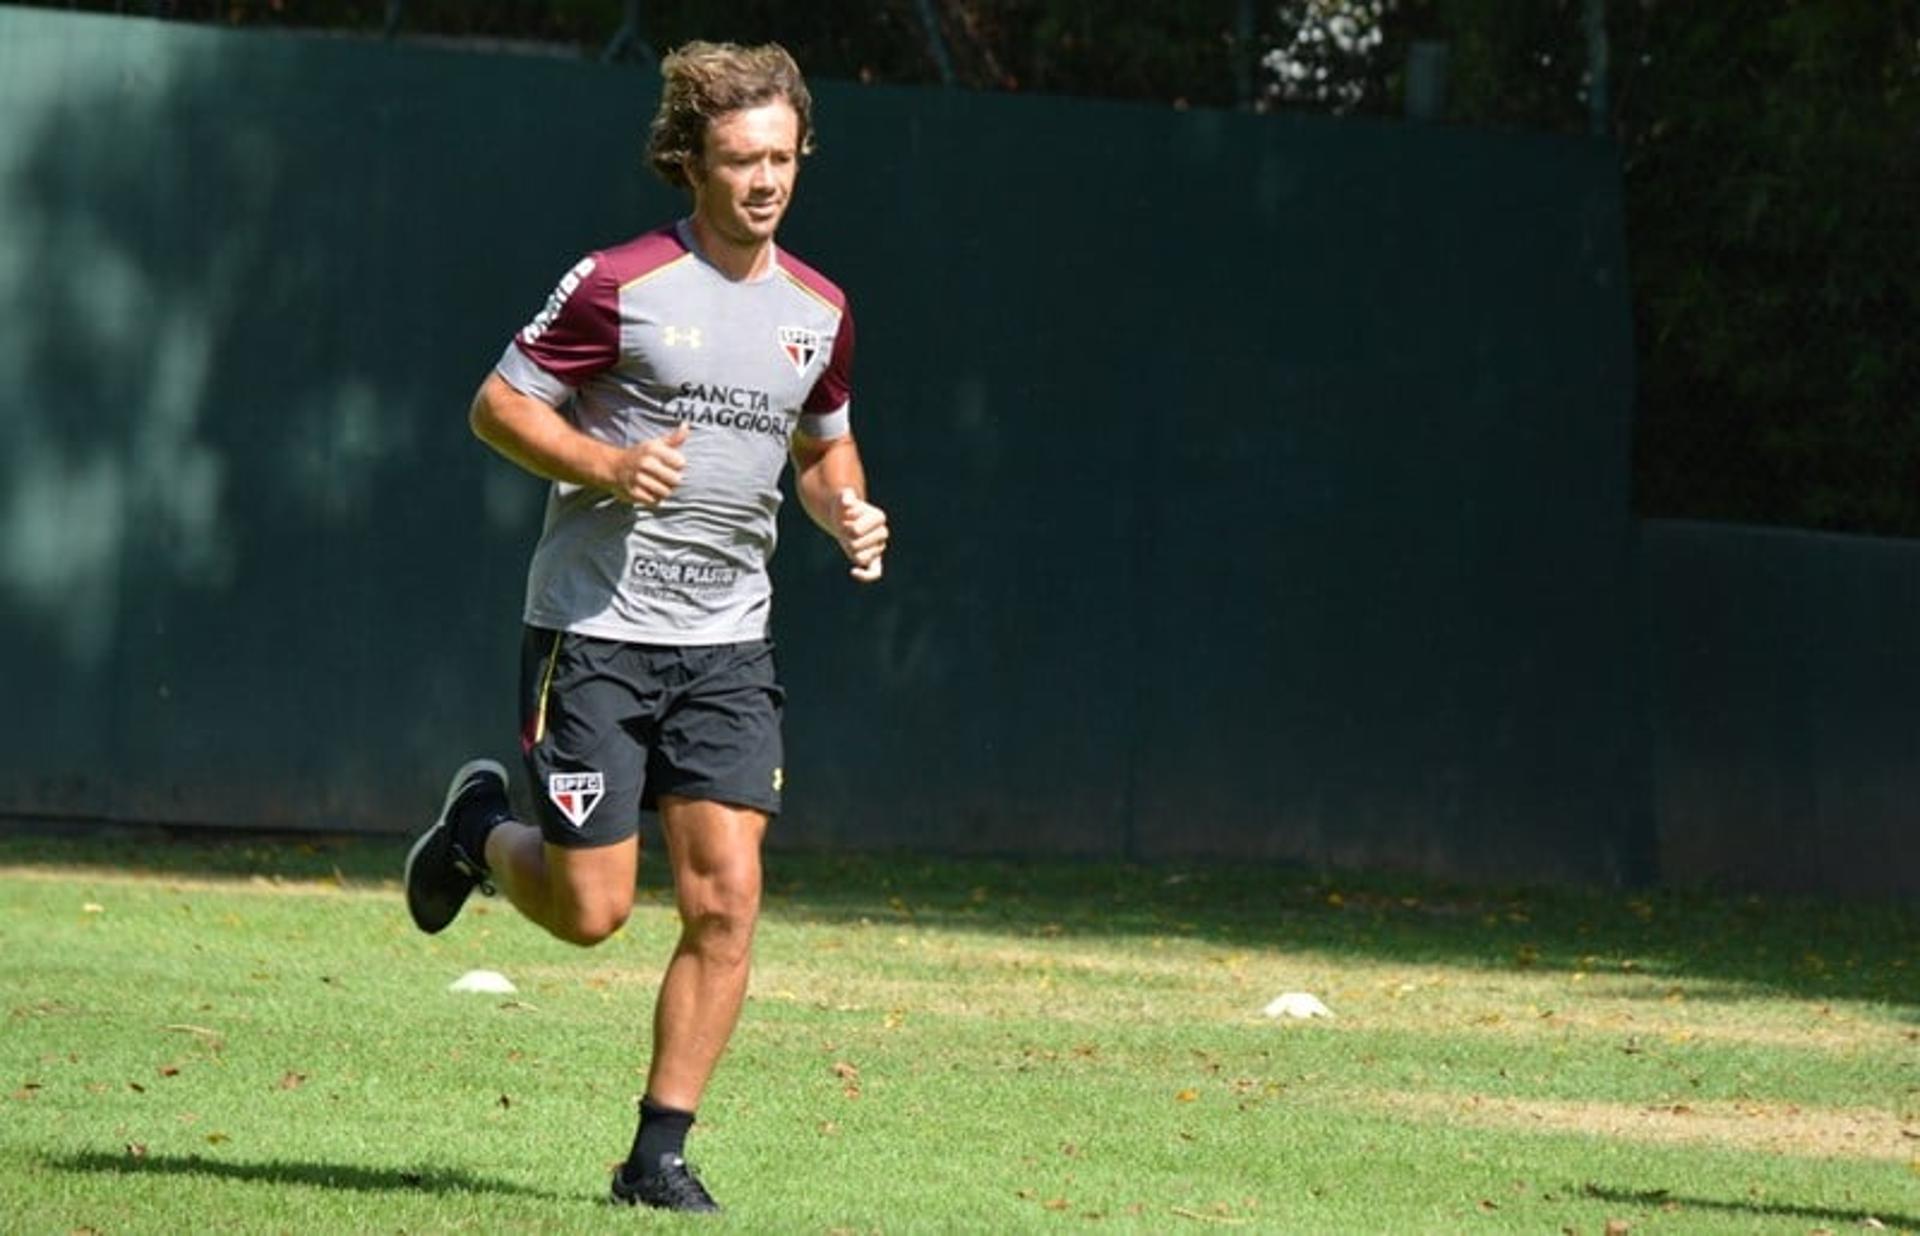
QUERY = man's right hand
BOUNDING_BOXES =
[609,422,690,506]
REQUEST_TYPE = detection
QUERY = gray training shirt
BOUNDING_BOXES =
[495,220,854,646]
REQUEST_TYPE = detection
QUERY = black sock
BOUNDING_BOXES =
[628,1096,695,1172]
[451,781,513,868]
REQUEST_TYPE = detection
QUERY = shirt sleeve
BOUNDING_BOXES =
[496,254,619,405]
[800,306,855,434]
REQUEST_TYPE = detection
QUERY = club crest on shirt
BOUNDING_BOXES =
[778,325,822,375]
[547,771,605,829]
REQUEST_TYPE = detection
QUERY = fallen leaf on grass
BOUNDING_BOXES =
[125,1143,147,1158]
[277,1072,307,1091]
[1043,1198,1069,1211]
[1170,1204,1251,1225]
[161,1024,224,1051]
[1175,1089,1199,1103]
[1604,1221,1630,1235]
[158,1066,181,1078]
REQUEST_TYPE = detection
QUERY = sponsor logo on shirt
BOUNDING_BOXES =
[631,556,740,594]
[778,326,822,375]
[521,257,596,344]
[547,771,605,829]
[668,382,791,441]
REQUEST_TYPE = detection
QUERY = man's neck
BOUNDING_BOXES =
[686,216,776,282]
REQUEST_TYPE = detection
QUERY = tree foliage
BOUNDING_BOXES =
[1610,2,1920,533]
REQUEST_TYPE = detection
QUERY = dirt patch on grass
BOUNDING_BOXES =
[1371,1090,1919,1161]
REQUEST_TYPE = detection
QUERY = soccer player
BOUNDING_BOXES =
[402,41,887,1213]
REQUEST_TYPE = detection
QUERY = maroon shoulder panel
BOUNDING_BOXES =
[777,248,847,313]
[781,249,854,414]
[511,225,689,386]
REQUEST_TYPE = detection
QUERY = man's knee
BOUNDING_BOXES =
[679,876,759,961]
[540,838,639,947]
[551,900,631,947]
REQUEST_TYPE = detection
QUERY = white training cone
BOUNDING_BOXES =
[448,969,517,995]
[1262,992,1333,1019]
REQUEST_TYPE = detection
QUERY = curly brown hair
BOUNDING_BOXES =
[647,41,816,190]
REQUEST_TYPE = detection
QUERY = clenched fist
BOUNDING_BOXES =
[610,422,690,506]
[835,487,888,582]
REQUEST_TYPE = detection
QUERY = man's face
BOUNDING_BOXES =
[688,100,800,249]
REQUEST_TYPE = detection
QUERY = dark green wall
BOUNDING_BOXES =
[1643,520,1920,897]
[1,8,1652,884]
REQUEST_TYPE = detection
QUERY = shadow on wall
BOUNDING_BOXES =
[0,12,665,827]
[0,10,1652,889]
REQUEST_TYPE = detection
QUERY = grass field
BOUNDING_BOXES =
[1,828,1914,1234]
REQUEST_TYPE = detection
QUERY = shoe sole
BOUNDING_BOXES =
[404,758,509,932]
[609,1175,720,1213]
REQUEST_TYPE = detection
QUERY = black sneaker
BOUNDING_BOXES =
[610,1153,721,1213]
[403,759,506,934]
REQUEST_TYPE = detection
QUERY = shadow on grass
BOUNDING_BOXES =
[48,1150,562,1200]
[1584,1183,1919,1232]
[3,823,1916,1012]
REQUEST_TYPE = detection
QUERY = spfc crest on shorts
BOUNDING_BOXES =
[778,325,822,375]
[547,771,604,829]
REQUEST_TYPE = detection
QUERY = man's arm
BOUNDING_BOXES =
[470,371,688,507]
[791,429,888,582]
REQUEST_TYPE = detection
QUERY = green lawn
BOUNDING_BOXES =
[1,829,1914,1233]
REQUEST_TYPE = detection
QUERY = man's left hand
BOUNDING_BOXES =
[835,488,888,582]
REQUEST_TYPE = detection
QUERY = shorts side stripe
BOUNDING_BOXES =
[527,630,564,751]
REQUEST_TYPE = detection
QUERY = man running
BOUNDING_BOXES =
[403,40,888,1213]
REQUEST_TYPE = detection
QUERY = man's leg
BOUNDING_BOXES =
[611,794,764,1212]
[647,795,767,1108]
[404,756,640,943]
[485,824,638,947]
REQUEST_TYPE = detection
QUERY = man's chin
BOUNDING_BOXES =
[740,207,785,235]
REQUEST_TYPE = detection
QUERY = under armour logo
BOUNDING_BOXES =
[663,326,703,348]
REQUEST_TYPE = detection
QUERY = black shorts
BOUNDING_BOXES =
[518,627,785,848]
